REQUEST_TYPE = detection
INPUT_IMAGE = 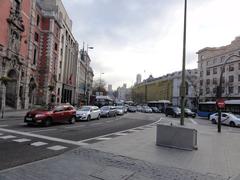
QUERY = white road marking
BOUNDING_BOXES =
[115,133,128,136]
[47,145,67,151]
[13,138,31,143]
[28,128,57,133]
[96,137,112,141]
[189,118,198,125]
[0,125,8,127]
[0,133,3,136]
[0,135,16,139]
[31,142,48,146]
[0,128,88,146]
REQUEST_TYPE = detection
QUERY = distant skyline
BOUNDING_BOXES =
[62,0,240,90]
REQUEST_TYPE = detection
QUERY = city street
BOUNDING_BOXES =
[0,112,161,170]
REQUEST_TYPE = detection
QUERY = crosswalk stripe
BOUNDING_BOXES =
[96,137,112,141]
[47,145,67,151]
[31,142,48,146]
[13,138,31,143]
[0,133,3,136]
[0,135,16,139]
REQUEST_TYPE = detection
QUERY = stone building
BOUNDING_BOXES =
[0,0,32,110]
[76,49,94,106]
[132,69,198,109]
[197,37,240,101]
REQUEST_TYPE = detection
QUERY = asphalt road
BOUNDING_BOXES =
[0,112,161,171]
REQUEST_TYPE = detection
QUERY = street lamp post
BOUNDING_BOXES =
[216,54,240,133]
[180,0,187,126]
[82,42,94,105]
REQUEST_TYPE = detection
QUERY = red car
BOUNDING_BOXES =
[24,104,76,126]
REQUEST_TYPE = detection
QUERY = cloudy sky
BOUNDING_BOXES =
[62,0,240,90]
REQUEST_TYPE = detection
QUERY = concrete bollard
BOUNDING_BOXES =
[156,123,198,151]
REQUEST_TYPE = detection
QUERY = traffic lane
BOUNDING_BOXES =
[23,113,162,141]
[0,134,77,171]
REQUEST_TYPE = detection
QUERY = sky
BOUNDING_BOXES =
[62,0,240,90]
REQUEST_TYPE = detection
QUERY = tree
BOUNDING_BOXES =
[92,78,107,96]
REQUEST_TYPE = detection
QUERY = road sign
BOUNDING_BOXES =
[216,99,225,109]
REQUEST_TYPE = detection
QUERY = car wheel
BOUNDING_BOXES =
[97,114,100,120]
[211,119,217,124]
[229,121,236,127]
[87,115,91,121]
[44,118,52,127]
[165,114,168,117]
[69,116,76,124]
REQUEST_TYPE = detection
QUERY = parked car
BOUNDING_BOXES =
[184,108,196,118]
[165,106,181,118]
[76,106,101,121]
[210,112,240,127]
[142,106,152,113]
[136,106,143,112]
[24,104,76,126]
[116,106,125,115]
[128,106,137,112]
[124,105,129,113]
[100,106,117,117]
[151,107,160,113]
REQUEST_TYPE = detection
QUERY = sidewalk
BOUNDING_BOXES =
[0,109,29,120]
[0,119,240,180]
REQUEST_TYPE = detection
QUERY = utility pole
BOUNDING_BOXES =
[180,0,187,126]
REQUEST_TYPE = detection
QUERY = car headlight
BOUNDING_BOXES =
[35,114,45,118]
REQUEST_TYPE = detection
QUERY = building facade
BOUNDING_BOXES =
[132,70,198,109]
[76,49,94,106]
[197,37,240,101]
[0,0,32,110]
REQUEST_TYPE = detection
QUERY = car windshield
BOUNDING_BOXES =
[101,106,109,110]
[174,107,181,112]
[116,106,123,109]
[79,107,91,111]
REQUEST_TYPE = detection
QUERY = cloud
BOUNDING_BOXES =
[62,0,240,89]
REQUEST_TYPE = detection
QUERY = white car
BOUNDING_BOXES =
[76,106,101,121]
[209,112,240,127]
[116,106,125,115]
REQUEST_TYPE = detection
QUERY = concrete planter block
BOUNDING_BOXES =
[156,123,198,151]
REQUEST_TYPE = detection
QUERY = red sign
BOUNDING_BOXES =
[216,99,225,109]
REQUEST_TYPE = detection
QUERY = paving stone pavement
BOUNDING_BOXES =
[0,148,226,180]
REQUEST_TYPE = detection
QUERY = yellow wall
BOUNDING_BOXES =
[132,79,173,103]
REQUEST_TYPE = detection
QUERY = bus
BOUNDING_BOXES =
[147,100,172,113]
[197,100,240,118]
[93,96,114,108]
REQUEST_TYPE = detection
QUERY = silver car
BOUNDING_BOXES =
[76,106,101,121]
[116,106,125,115]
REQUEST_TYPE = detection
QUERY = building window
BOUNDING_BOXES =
[222,77,225,84]
[206,69,210,76]
[58,88,60,95]
[206,88,210,94]
[34,32,39,42]
[213,87,217,94]
[200,80,203,86]
[213,67,217,74]
[229,75,234,83]
[213,78,217,85]
[200,71,203,77]
[239,75,240,82]
[37,15,40,26]
[54,43,58,51]
[59,61,62,69]
[221,66,225,73]
[238,63,240,70]
[229,64,234,71]
[228,86,234,94]
[238,86,240,93]
[200,89,203,95]
[33,46,37,65]
[58,73,61,81]
[206,79,210,86]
